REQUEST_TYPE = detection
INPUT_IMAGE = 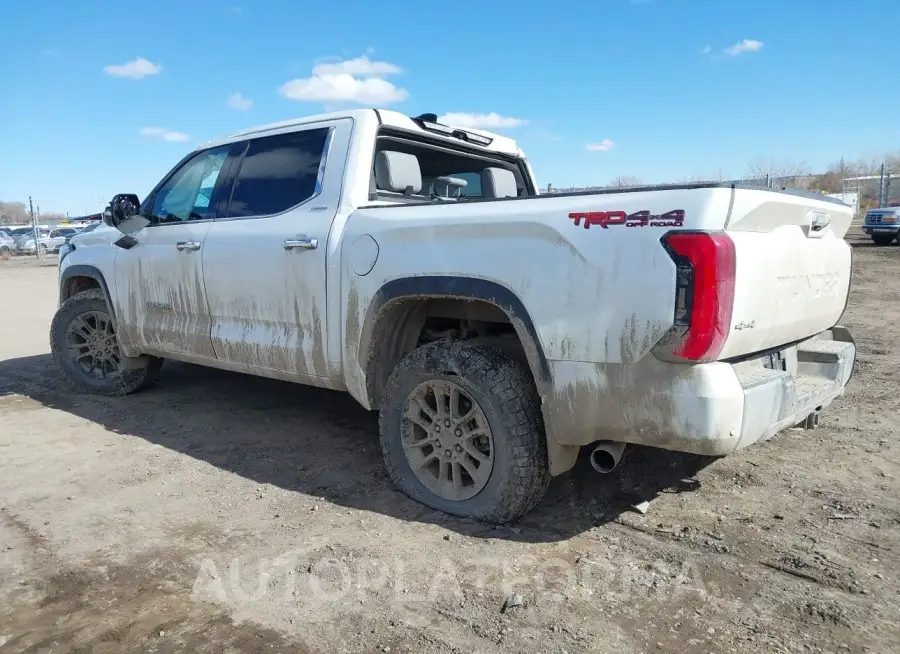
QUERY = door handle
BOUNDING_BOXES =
[176,241,201,251]
[283,238,318,250]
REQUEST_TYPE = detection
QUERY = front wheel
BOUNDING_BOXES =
[50,289,162,396]
[872,233,895,245]
[379,340,550,523]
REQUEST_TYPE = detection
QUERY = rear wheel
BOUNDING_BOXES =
[871,233,895,245]
[50,289,162,396]
[379,340,550,523]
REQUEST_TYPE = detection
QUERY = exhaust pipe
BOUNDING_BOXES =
[802,410,820,430]
[589,441,626,474]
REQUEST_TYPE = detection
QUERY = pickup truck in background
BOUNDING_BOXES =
[862,206,900,245]
[51,109,856,523]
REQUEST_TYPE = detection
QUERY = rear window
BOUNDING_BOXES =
[372,132,528,202]
[440,171,482,197]
[227,128,330,218]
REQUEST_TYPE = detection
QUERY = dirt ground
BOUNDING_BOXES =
[0,229,897,654]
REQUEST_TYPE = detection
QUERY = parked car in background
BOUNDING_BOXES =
[8,227,37,241]
[862,206,900,245]
[14,228,49,247]
[64,222,101,244]
[16,228,77,255]
[0,231,15,253]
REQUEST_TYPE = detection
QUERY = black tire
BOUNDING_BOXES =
[50,289,162,396]
[872,233,895,245]
[379,340,550,523]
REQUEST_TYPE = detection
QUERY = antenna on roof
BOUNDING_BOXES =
[413,113,439,123]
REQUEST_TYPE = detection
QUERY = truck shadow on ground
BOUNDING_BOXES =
[0,354,715,543]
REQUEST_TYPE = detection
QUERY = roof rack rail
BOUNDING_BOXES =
[410,113,493,147]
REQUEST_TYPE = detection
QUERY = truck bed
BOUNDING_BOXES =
[353,183,852,364]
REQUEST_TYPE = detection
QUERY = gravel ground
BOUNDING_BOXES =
[0,230,897,654]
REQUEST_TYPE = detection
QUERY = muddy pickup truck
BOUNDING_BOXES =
[51,109,856,522]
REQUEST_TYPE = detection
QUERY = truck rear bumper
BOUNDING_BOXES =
[544,327,855,461]
[732,327,854,450]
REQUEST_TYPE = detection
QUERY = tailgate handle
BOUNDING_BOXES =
[809,212,830,234]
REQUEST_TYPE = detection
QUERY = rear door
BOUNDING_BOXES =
[201,118,351,381]
[113,144,235,359]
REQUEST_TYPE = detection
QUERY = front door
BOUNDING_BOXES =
[201,120,350,381]
[113,144,232,360]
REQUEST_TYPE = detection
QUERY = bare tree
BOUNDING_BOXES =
[671,172,723,184]
[744,158,812,187]
[0,201,29,225]
[608,175,643,188]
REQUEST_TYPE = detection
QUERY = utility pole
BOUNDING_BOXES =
[879,162,891,208]
[29,197,42,259]
[36,203,43,258]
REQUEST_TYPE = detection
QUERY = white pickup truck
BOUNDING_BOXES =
[52,109,856,523]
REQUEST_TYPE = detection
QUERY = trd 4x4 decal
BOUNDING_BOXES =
[568,210,685,229]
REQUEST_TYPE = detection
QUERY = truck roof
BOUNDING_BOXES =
[203,108,522,157]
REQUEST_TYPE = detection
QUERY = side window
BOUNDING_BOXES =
[227,127,330,218]
[150,146,230,224]
[49,230,61,238]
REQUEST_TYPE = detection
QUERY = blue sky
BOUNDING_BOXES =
[1,0,898,215]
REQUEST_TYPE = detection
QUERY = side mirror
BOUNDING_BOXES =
[105,193,149,236]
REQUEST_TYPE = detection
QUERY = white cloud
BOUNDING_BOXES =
[438,112,528,129]
[312,56,402,77]
[701,45,712,56]
[104,57,162,79]
[724,39,764,56]
[139,127,190,142]
[226,92,253,110]
[585,139,616,152]
[279,56,408,105]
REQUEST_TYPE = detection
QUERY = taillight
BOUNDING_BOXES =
[659,231,736,362]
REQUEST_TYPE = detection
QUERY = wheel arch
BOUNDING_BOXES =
[357,277,578,475]
[60,265,116,318]
[359,276,552,407]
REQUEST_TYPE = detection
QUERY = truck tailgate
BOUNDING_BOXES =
[718,189,852,359]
